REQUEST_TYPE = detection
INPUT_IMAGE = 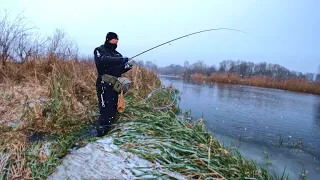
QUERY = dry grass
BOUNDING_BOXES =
[0,132,30,179]
[191,73,207,83]
[124,65,161,98]
[191,73,320,95]
[0,58,161,179]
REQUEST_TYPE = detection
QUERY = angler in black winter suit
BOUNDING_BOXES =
[93,32,132,137]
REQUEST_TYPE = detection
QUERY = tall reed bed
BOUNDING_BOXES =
[0,58,160,179]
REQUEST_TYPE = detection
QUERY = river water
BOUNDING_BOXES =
[160,76,320,180]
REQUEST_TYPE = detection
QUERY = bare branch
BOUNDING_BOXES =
[0,10,35,65]
[46,28,79,60]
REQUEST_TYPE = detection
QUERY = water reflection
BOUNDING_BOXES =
[206,84,215,99]
[191,84,202,95]
[216,83,228,100]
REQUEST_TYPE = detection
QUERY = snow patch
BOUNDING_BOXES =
[48,137,186,180]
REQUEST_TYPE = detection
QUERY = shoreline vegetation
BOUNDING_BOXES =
[188,73,320,95]
[160,72,320,96]
[0,59,289,179]
[145,60,320,96]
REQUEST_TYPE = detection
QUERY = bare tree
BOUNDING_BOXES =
[191,60,207,74]
[305,73,314,82]
[15,30,33,62]
[145,60,158,72]
[206,65,217,76]
[46,28,79,60]
[218,61,227,73]
[31,33,49,60]
[0,10,33,66]
[316,65,320,82]
[14,31,49,62]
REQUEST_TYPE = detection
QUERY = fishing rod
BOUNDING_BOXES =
[131,28,248,59]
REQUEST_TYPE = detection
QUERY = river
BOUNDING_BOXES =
[160,75,320,180]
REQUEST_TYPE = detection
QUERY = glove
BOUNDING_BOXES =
[122,57,131,64]
[124,62,133,69]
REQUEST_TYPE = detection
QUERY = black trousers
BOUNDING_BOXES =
[96,83,119,136]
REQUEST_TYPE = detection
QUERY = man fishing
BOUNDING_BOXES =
[92,28,246,137]
[93,32,132,137]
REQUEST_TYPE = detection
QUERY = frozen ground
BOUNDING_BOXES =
[48,137,186,180]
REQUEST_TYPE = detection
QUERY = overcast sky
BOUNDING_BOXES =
[1,0,319,73]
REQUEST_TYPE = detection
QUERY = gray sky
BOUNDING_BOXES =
[1,0,319,73]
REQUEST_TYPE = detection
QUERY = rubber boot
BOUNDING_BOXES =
[96,125,111,137]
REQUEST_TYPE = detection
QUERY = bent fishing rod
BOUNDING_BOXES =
[130,28,248,59]
[129,28,247,110]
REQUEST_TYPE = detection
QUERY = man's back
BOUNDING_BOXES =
[94,44,125,78]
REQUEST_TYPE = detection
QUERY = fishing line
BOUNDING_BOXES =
[144,87,177,110]
[131,28,248,59]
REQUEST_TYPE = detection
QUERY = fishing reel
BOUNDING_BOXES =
[113,77,131,94]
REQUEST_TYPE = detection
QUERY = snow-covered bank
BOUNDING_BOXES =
[48,137,186,180]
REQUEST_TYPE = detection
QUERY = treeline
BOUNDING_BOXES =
[155,60,320,82]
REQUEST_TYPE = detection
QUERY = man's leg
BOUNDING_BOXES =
[96,86,118,137]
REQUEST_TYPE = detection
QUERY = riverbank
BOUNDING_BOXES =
[189,73,320,96]
[48,96,279,179]
[1,59,280,179]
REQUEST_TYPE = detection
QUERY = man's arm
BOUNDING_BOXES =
[94,48,128,65]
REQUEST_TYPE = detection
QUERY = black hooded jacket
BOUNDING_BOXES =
[93,42,130,86]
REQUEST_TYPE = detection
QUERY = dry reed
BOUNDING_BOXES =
[0,58,161,179]
[191,73,320,95]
